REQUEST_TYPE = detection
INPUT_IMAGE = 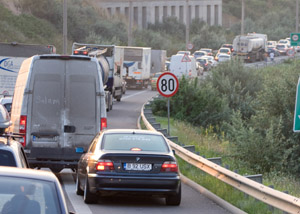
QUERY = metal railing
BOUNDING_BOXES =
[141,103,300,214]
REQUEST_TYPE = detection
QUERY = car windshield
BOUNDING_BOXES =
[220,49,229,53]
[102,133,169,152]
[276,45,285,49]
[220,55,230,59]
[0,176,61,214]
[197,59,206,63]
[154,73,161,78]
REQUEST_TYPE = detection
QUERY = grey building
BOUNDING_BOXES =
[96,0,222,29]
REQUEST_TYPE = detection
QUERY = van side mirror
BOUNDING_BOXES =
[172,150,176,155]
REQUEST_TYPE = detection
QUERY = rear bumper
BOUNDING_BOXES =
[88,173,181,196]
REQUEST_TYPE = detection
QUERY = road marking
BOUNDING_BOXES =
[122,90,150,100]
[61,172,93,214]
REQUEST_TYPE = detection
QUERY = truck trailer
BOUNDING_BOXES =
[0,42,56,96]
[233,33,268,63]
[123,47,151,89]
[72,43,125,110]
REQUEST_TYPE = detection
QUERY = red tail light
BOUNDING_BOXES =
[19,115,27,147]
[161,161,178,172]
[101,118,107,130]
[96,160,114,171]
[20,115,27,134]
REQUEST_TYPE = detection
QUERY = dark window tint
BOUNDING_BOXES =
[0,150,16,166]
[3,104,11,113]
[102,133,169,152]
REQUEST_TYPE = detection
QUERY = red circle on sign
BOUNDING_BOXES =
[286,48,296,57]
[156,72,179,98]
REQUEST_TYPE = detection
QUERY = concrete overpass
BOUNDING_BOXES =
[95,0,222,29]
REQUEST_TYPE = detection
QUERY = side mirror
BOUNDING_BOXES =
[172,150,176,155]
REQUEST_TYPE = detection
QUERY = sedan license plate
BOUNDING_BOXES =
[124,163,152,171]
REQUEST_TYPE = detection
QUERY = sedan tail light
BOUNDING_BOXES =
[161,161,178,172]
[96,160,114,171]
[19,115,27,147]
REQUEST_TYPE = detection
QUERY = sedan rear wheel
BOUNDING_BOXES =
[84,176,97,204]
[166,184,181,206]
[76,173,84,196]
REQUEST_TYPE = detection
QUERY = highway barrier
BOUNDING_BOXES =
[141,100,300,214]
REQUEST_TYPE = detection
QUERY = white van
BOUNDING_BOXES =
[169,54,199,78]
[9,55,107,172]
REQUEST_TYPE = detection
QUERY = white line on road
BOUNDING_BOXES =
[61,172,93,214]
[122,90,150,100]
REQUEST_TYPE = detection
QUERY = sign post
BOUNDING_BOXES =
[293,77,300,132]
[157,72,179,136]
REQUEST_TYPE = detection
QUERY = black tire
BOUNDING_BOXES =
[116,96,121,102]
[166,184,181,206]
[84,176,97,204]
[76,173,84,196]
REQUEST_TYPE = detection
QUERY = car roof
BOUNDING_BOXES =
[102,129,164,136]
[0,166,58,182]
[0,97,12,105]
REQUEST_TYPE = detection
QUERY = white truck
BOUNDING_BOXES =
[0,42,56,96]
[123,47,151,89]
[151,49,167,75]
[233,33,268,62]
[72,43,124,106]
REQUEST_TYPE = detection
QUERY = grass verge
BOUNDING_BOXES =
[153,116,300,213]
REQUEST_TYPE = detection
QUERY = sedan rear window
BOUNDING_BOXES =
[102,134,169,152]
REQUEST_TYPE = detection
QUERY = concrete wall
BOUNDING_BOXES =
[97,0,222,29]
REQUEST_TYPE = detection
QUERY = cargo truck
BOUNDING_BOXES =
[72,43,124,108]
[0,42,56,96]
[123,47,151,89]
[151,49,167,74]
[233,33,268,62]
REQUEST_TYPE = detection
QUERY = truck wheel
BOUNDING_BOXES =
[116,95,121,102]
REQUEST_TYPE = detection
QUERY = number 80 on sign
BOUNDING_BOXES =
[156,72,179,97]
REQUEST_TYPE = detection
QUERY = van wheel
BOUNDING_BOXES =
[84,176,97,204]
[76,173,84,196]
[166,184,181,206]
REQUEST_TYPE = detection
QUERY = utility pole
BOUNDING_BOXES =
[297,0,299,33]
[241,0,245,35]
[185,0,190,50]
[128,1,133,46]
[63,0,67,54]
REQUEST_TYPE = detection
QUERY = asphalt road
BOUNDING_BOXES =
[59,88,231,214]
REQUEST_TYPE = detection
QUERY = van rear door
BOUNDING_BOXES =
[29,57,100,152]
[65,60,99,149]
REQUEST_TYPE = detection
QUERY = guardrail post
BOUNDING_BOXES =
[268,185,274,212]
[147,117,156,123]
[151,123,161,129]
[167,136,178,143]
[244,174,263,184]
[207,157,222,166]
[183,145,195,152]
[157,128,168,136]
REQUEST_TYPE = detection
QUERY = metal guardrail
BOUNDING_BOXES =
[141,103,300,214]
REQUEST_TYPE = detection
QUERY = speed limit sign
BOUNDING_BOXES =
[156,72,179,97]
